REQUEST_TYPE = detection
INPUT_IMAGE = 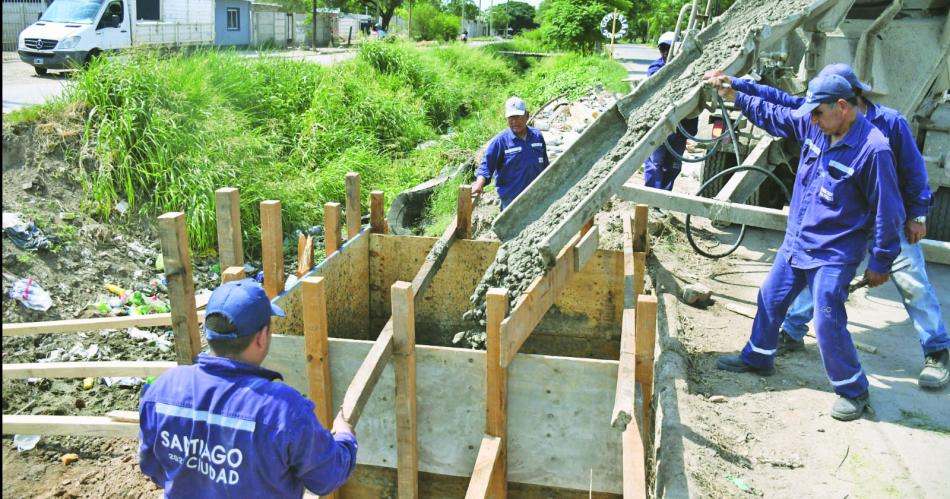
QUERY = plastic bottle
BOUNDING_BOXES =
[106,284,127,296]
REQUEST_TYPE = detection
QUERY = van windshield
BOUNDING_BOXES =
[40,0,105,24]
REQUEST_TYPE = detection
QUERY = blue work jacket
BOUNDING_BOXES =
[139,354,357,499]
[476,126,549,208]
[734,93,904,273]
[730,77,932,218]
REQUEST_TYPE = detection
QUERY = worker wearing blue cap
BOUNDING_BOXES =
[139,279,358,497]
[705,73,905,420]
[704,64,948,389]
[642,31,699,191]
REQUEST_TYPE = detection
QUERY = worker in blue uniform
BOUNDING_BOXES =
[139,279,358,498]
[705,73,905,421]
[705,64,949,389]
[473,96,550,209]
[643,31,699,191]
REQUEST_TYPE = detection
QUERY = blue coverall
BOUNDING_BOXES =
[733,92,904,398]
[643,57,699,191]
[476,126,550,209]
[731,77,949,356]
[139,354,358,498]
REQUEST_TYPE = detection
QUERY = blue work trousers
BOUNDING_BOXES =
[782,231,950,355]
[644,118,698,191]
[742,257,869,398]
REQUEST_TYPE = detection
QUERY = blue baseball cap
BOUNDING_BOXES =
[204,278,284,340]
[791,73,856,118]
[818,63,872,92]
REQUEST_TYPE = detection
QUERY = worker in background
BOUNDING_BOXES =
[704,64,948,390]
[643,31,699,191]
[705,73,905,421]
[473,96,550,209]
[138,279,358,497]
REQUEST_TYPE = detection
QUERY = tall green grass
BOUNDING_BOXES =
[36,42,625,255]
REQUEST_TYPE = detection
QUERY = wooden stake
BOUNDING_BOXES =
[391,281,418,499]
[622,419,648,499]
[221,266,245,283]
[324,202,342,256]
[214,187,244,271]
[465,435,502,499]
[486,288,508,498]
[260,201,284,299]
[302,277,334,432]
[370,190,386,234]
[345,172,361,240]
[572,225,599,272]
[158,212,202,365]
[634,252,646,297]
[457,184,473,239]
[581,217,595,239]
[611,308,637,429]
[297,234,314,277]
[633,204,650,255]
[635,295,658,441]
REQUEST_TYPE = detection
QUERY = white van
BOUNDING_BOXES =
[17,0,213,75]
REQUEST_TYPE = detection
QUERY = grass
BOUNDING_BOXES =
[24,42,627,257]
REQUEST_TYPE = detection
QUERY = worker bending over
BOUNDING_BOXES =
[473,96,550,209]
[139,279,358,497]
[705,64,949,389]
[705,73,904,421]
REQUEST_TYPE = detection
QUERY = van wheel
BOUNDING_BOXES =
[34,66,48,76]
[84,49,101,66]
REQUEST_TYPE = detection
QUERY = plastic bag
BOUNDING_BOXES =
[8,278,53,312]
[13,435,41,452]
[3,221,59,250]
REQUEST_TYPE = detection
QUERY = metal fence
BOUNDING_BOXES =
[3,0,48,52]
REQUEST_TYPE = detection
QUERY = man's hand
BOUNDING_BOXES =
[905,220,926,244]
[864,269,889,288]
[702,69,735,101]
[472,176,487,197]
[332,411,354,435]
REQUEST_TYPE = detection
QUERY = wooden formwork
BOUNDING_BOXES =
[1,175,661,498]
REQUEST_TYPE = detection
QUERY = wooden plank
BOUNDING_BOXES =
[324,202,342,256]
[581,217,595,238]
[260,200,284,299]
[339,325,393,427]
[632,204,648,254]
[499,234,581,368]
[409,220,458,300]
[634,295,658,442]
[222,266,245,284]
[346,172,362,240]
[485,288,509,498]
[714,136,774,203]
[106,410,140,423]
[611,309,637,429]
[371,190,386,234]
[391,281,418,499]
[303,277,334,429]
[622,214,636,310]
[457,185,473,240]
[2,415,139,438]
[2,312,207,337]
[158,212,202,365]
[465,435,503,499]
[297,233,307,277]
[572,225,599,272]
[2,361,177,379]
[634,252,646,298]
[214,187,244,271]
[622,419,648,499]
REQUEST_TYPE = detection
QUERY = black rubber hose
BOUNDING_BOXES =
[663,134,723,163]
[677,122,722,143]
[685,164,790,259]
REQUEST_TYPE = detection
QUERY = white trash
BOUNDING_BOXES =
[13,434,41,452]
[8,278,53,312]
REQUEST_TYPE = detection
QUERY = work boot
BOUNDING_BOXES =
[716,355,775,376]
[919,349,950,390]
[775,330,805,356]
[831,391,870,421]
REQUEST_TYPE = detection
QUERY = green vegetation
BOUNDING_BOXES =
[24,42,625,256]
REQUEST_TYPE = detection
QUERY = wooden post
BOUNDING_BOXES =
[635,295,658,441]
[297,234,314,277]
[622,421,648,499]
[581,217,595,239]
[214,187,244,271]
[486,288,509,498]
[370,190,386,234]
[633,204,649,255]
[345,172,361,240]
[634,252,646,297]
[260,201,283,299]
[302,277,334,431]
[158,212,202,365]
[391,281,418,499]
[324,202,342,256]
[221,266,245,283]
[457,184,473,239]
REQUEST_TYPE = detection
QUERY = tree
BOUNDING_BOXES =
[397,2,460,40]
[486,1,536,35]
[443,0,480,20]
[356,0,405,31]
[539,0,629,52]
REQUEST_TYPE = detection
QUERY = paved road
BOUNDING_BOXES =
[1,48,356,114]
[611,43,660,86]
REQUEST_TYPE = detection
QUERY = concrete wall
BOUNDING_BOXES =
[250,4,295,48]
[214,0,250,46]
[2,0,46,52]
[130,0,214,46]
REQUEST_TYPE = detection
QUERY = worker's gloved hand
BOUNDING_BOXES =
[702,68,727,81]
[864,269,889,288]
[332,411,355,436]
[472,176,487,197]
[905,220,926,244]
